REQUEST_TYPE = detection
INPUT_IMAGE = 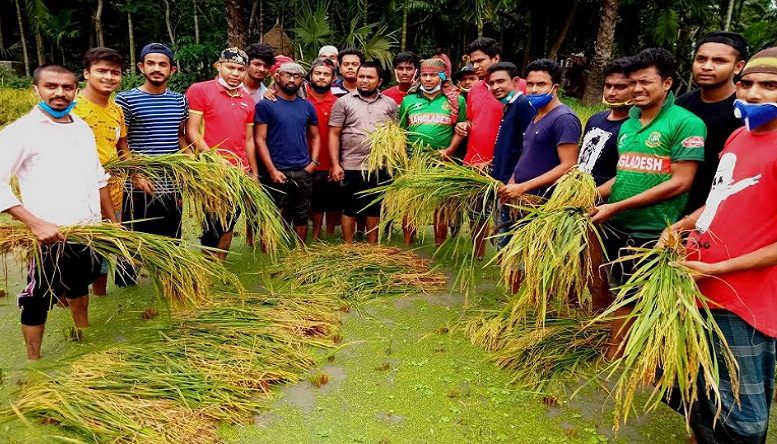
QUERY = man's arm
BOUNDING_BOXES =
[596,177,616,200]
[682,241,777,279]
[244,124,258,180]
[185,113,209,153]
[591,161,698,224]
[328,126,344,181]
[305,125,321,174]
[99,187,117,223]
[498,143,578,199]
[254,123,285,183]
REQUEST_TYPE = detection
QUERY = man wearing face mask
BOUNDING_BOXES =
[677,32,748,214]
[661,46,777,444]
[590,48,705,358]
[186,48,257,259]
[399,58,467,246]
[255,62,320,243]
[383,52,421,105]
[0,65,117,360]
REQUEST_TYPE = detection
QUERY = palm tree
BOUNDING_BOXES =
[582,0,619,105]
[290,3,334,61]
[226,0,247,48]
[39,8,79,64]
[343,18,398,68]
[14,0,30,76]
[391,0,434,52]
[95,0,105,47]
[25,0,49,65]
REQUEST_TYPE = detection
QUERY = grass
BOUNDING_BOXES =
[0,88,36,128]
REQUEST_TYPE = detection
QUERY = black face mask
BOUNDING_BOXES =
[311,84,331,94]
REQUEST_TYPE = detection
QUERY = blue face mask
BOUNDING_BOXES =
[526,91,553,110]
[38,100,76,119]
[734,99,777,131]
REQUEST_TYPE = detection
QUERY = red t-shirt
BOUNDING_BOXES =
[687,127,777,337]
[383,85,409,106]
[462,80,504,165]
[186,79,255,169]
[306,86,338,171]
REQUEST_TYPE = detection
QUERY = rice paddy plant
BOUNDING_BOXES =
[270,243,446,302]
[363,120,410,179]
[105,150,292,256]
[463,312,609,392]
[493,169,601,323]
[0,222,244,306]
[595,232,739,429]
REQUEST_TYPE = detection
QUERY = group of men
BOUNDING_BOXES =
[2,28,777,442]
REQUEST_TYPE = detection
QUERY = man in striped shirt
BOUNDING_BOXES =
[114,43,189,286]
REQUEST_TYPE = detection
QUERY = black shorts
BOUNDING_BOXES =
[121,191,183,239]
[601,224,659,288]
[341,170,389,218]
[201,206,242,248]
[263,169,312,226]
[311,171,341,212]
[18,243,101,326]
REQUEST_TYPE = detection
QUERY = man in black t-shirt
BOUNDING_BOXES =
[578,58,632,186]
[676,31,747,214]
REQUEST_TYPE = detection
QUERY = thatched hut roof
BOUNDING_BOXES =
[262,23,294,57]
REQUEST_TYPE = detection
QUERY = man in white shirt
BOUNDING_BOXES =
[0,64,116,360]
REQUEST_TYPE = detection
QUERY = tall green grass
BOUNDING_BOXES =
[0,88,36,128]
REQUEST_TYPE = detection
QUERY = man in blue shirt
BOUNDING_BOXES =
[255,62,321,242]
[486,62,536,249]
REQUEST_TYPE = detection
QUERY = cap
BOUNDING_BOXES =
[453,64,475,82]
[271,55,294,74]
[277,62,306,76]
[697,31,749,60]
[219,47,249,66]
[140,43,174,63]
[741,47,777,78]
[318,45,339,57]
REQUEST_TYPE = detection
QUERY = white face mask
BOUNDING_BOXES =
[420,83,441,94]
[217,76,241,91]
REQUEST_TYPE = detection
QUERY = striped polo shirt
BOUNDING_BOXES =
[116,88,189,193]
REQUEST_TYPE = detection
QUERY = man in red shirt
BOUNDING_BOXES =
[382,52,420,105]
[185,47,256,259]
[306,57,340,240]
[665,47,777,443]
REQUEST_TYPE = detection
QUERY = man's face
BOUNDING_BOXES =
[602,72,632,106]
[138,53,175,86]
[395,61,417,85]
[310,65,334,89]
[34,71,78,111]
[83,60,122,96]
[321,51,339,68]
[459,73,478,90]
[247,58,270,82]
[629,66,672,108]
[737,72,777,104]
[356,67,381,94]
[692,42,744,88]
[469,50,499,79]
[525,70,555,95]
[340,55,361,80]
[276,70,304,95]
[218,61,247,88]
[486,70,515,100]
[420,71,441,90]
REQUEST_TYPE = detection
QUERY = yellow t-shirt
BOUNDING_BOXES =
[73,94,127,210]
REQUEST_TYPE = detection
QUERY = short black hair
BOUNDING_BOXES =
[245,43,275,66]
[697,31,748,61]
[338,48,365,64]
[487,62,520,79]
[83,47,124,71]
[526,58,562,84]
[393,52,420,70]
[464,37,501,58]
[625,48,675,80]
[358,61,383,78]
[603,57,631,78]
[32,64,77,85]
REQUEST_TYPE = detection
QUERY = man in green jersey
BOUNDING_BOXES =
[590,48,706,359]
[399,58,466,245]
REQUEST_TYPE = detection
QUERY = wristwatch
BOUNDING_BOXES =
[311,159,320,166]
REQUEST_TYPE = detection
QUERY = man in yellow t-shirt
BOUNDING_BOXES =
[73,47,129,296]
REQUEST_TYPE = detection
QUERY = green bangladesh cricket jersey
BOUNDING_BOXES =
[609,92,706,237]
[399,91,467,150]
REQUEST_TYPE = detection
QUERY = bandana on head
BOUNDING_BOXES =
[219,47,249,66]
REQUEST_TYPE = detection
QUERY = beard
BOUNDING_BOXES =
[311,82,331,93]
[144,73,169,86]
[357,86,378,97]
[281,83,301,95]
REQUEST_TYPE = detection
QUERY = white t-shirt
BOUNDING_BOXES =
[0,107,108,226]
[242,82,268,104]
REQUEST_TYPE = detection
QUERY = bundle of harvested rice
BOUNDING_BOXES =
[363,120,411,179]
[270,243,446,301]
[493,169,601,322]
[105,150,292,256]
[4,292,342,443]
[595,231,738,428]
[464,312,609,391]
[0,221,243,306]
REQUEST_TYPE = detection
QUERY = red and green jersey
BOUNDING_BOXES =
[399,91,467,150]
[609,92,706,236]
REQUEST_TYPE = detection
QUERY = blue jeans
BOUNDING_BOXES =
[495,204,514,250]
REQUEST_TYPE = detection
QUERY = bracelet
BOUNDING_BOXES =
[311,160,320,166]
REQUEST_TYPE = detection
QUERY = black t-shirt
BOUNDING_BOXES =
[676,90,743,213]
[578,110,626,186]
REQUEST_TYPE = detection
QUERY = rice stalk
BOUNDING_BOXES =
[363,120,411,179]
[594,231,739,429]
[105,150,293,256]
[0,221,244,307]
